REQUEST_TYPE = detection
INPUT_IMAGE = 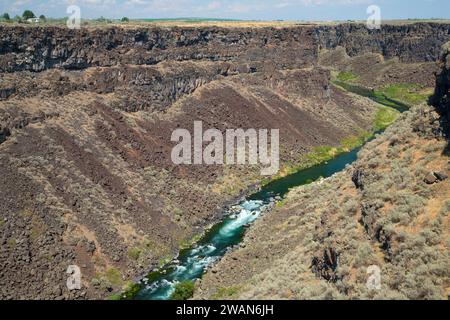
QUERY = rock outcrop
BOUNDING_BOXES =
[0,26,316,73]
[432,41,450,137]
[315,23,450,63]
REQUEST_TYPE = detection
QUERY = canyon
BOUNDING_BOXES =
[0,22,449,300]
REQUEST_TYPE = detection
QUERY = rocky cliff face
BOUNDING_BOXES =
[432,42,450,137]
[0,25,318,114]
[315,23,450,63]
[0,26,316,73]
[3,23,449,74]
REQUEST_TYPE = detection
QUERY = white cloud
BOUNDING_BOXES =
[297,0,370,5]
[207,1,221,11]
[124,0,148,4]
[275,2,292,8]
[272,0,371,8]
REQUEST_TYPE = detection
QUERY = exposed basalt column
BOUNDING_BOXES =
[351,169,365,190]
[0,26,317,73]
[2,24,450,75]
[432,42,450,138]
[310,248,340,282]
[314,23,450,62]
[107,62,236,112]
[0,127,10,144]
[0,87,15,100]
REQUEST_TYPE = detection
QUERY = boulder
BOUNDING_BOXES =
[310,248,340,282]
[434,171,449,181]
[424,172,438,184]
[352,169,365,189]
[424,171,448,184]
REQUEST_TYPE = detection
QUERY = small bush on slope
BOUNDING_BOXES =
[170,281,195,300]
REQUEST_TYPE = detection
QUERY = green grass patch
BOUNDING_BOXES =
[211,286,241,300]
[262,130,372,186]
[275,146,338,179]
[108,282,141,300]
[158,256,172,267]
[379,83,431,106]
[305,131,371,165]
[128,247,141,261]
[341,131,372,150]
[108,293,123,300]
[121,282,141,300]
[303,146,336,165]
[333,76,431,109]
[276,198,289,208]
[373,106,400,131]
[336,71,358,83]
[170,280,195,300]
[104,267,123,287]
[332,80,409,111]
[179,233,203,250]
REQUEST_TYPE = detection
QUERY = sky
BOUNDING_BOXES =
[1,0,449,21]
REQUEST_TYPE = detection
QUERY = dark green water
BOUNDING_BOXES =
[249,149,360,201]
[131,85,408,300]
[333,80,410,112]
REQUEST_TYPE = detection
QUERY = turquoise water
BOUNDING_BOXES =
[134,147,361,300]
[132,88,408,300]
